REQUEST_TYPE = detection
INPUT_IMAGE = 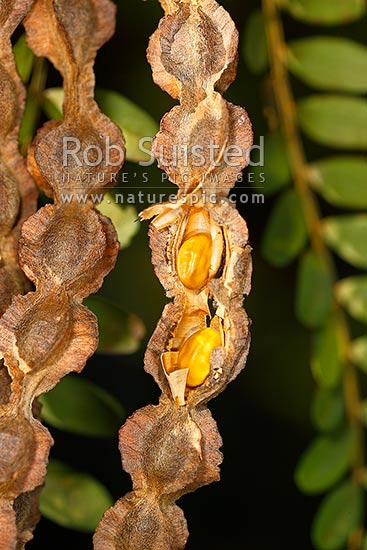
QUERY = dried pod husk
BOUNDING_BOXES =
[0,0,37,316]
[95,0,253,548]
[0,1,40,545]
[0,0,124,546]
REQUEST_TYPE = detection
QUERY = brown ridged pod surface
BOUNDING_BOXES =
[95,0,253,549]
[0,1,125,547]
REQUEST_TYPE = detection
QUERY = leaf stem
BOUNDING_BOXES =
[20,56,47,156]
[262,0,365,543]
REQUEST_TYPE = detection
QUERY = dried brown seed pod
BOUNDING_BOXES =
[0,2,38,546]
[95,1,253,549]
[0,0,124,547]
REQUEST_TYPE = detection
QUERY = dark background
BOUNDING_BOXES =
[27,0,365,548]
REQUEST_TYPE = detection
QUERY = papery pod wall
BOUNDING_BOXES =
[0,1,38,545]
[94,0,253,548]
[0,0,125,547]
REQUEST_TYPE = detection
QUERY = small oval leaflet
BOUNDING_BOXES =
[311,313,343,389]
[262,189,308,267]
[335,276,367,324]
[312,480,364,550]
[298,95,367,150]
[323,215,367,270]
[242,10,268,75]
[288,37,367,93]
[40,459,114,533]
[39,375,125,437]
[295,249,333,329]
[283,0,366,26]
[309,156,367,209]
[311,387,345,434]
[295,428,356,495]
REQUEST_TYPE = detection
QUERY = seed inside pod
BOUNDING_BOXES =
[177,233,213,290]
[176,327,222,388]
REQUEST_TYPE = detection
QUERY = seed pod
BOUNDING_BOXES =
[176,327,222,387]
[95,0,253,548]
[0,1,124,547]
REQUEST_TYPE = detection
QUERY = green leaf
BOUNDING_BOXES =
[97,195,139,249]
[283,0,366,25]
[312,481,364,550]
[350,337,367,372]
[295,428,355,495]
[19,95,38,151]
[39,375,125,437]
[288,37,367,93]
[42,88,159,163]
[242,10,268,75]
[335,276,367,324]
[42,88,63,119]
[85,296,145,354]
[13,34,34,84]
[323,215,367,269]
[310,156,367,209]
[311,313,343,389]
[298,95,367,150]
[40,459,113,532]
[311,387,345,433]
[363,534,367,550]
[295,250,333,328]
[261,189,308,266]
[95,89,158,163]
[253,131,291,196]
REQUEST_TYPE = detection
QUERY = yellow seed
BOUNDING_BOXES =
[177,327,221,388]
[177,234,212,290]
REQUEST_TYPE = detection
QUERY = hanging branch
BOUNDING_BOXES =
[0,0,125,547]
[94,0,253,548]
[262,0,365,548]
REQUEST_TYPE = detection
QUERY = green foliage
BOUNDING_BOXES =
[323,215,367,269]
[242,10,268,75]
[39,375,125,438]
[95,89,159,163]
[295,428,356,494]
[97,195,139,250]
[85,296,145,354]
[40,460,113,532]
[42,87,159,163]
[298,95,367,150]
[288,37,367,93]
[42,87,63,119]
[311,481,364,550]
[13,34,34,83]
[350,337,367,372]
[247,0,366,544]
[335,276,367,324]
[311,314,343,389]
[253,131,291,196]
[309,156,367,209]
[295,250,333,328]
[311,387,345,434]
[261,189,307,266]
[282,0,366,26]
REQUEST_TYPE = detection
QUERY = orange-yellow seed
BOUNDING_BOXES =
[176,327,222,388]
[177,234,212,290]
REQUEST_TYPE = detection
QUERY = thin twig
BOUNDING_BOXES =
[20,56,47,156]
